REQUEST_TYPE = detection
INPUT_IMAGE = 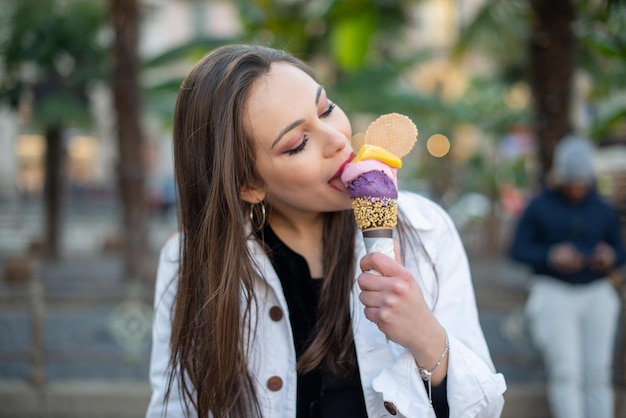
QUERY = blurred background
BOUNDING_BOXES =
[0,0,624,417]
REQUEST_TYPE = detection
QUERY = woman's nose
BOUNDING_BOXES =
[322,126,348,157]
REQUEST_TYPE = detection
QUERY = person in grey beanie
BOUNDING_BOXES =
[509,134,625,418]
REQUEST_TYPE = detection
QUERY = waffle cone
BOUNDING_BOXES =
[351,197,398,231]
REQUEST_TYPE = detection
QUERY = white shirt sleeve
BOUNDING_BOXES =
[146,235,187,418]
[430,202,506,417]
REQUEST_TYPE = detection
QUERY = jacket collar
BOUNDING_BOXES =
[247,235,289,307]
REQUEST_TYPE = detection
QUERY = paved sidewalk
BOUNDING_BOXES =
[0,379,557,418]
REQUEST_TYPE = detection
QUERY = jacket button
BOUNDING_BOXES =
[267,376,283,391]
[383,401,397,415]
[269,306,283,321]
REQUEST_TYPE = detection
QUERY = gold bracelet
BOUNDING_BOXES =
[415,329,449,407]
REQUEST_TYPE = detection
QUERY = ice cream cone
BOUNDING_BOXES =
[341,114,417,342]
[342,113,418,261]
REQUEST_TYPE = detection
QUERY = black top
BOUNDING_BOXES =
[257,223,448,417]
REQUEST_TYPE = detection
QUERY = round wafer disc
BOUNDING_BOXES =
[364,113,418,158]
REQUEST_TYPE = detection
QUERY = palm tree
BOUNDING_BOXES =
[110,0,149,281]
[456,0,625,181]
[528,0,575,183]
[0,0,108,259]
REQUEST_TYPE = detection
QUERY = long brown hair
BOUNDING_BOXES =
[168,44,358,418]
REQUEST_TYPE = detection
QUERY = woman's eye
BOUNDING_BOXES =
[287,136,309,155]
[320,101,336,118]
[283,101,334,156]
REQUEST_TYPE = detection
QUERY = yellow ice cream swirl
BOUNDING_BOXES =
[352,144,402,168]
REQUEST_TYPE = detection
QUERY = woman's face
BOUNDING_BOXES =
[244,62,354,216]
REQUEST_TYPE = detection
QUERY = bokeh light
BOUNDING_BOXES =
[426,134,450,158]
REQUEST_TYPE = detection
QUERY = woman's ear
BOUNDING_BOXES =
[240,185,265,204]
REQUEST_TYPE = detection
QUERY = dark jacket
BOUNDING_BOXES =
[509,187,626,285]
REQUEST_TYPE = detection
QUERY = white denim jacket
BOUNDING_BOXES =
[146,192,506,418]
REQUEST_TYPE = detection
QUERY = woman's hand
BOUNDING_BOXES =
[358,252,429,344]
[357,252,448,384]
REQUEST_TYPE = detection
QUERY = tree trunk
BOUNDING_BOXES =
[43,126,64,259]
[528,0,575,183]
[110,0,148,281]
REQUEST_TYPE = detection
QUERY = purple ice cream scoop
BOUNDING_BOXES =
[347,170,398,200]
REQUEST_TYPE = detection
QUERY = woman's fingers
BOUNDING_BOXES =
[359,251,403,279]
[357,252,436,348]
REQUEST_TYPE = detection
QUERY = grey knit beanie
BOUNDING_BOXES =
[552,135,595,185]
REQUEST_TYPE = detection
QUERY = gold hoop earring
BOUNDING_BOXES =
[249,201,266,231]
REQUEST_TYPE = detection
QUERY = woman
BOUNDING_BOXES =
[147,44,506,418]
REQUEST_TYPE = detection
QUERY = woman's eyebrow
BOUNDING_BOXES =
[271,85,324,149]
[271,119,304,149]
[315,84,323,104]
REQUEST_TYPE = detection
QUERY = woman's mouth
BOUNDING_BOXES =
[329,176,348,192]
[328,154,354,192]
